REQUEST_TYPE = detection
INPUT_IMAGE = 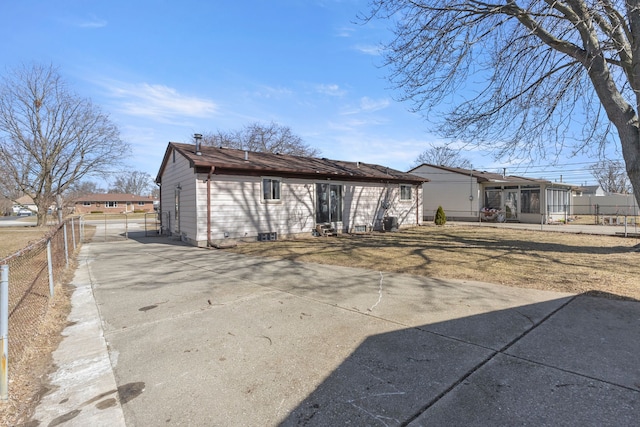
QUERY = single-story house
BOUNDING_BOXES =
[12,195,38,216]
[73,193,157,214]
[574,185,605,197]
[155,142,426,247]
[409,164,575,224]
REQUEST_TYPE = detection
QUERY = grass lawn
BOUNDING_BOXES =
[0,226,51,259]
[227,225,640,301]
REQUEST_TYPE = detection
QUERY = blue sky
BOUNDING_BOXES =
[1,0,609,186]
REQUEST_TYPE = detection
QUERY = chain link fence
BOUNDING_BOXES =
[0,217,83,400]
[86,212,161,242]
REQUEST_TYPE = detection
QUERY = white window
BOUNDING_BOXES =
[82,201,91,206]
[105,201,118,208]
[262,178,281,202]
[138,201,145,206]
[400,184,412,201]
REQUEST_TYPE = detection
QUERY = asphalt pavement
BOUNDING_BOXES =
[30,230,640,426]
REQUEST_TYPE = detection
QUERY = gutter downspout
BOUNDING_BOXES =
[207,166,215,246]
[416,183,420,225]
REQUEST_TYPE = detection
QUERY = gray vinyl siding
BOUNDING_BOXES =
[199,176,421,242]
[159,149,198,241]
[199,176,315,241]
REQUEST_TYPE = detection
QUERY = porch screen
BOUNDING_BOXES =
[520,188,540,214]
[484,189,501,210]
[546,188,570,213]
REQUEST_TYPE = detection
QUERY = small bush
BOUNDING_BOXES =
[90,211,104,214]
[434,206,447,226]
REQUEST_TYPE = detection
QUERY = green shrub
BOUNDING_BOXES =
[434,206,447,226]
[90,211,104,214]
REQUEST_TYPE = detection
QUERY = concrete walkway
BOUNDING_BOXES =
[32,235,640,426]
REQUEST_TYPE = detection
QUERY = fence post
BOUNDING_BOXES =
[71,217,77,250]
[125,214,129,240]
[47,239,55,298]
[1,264,9,401]
[63,222,69,267]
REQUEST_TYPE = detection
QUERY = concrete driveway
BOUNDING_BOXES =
[33,235,640,426]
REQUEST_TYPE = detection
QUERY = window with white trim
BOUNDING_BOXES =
[262,178,281,202]
[83,201,91,206]
[400,184,412,201]
[138,201,145,206]
[105,201,118,208]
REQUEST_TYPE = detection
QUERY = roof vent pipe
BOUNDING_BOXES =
[244,151,249,161]
[194,133,203,156]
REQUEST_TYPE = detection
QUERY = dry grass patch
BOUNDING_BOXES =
[0,225,91,425]
[0,226,51,259]
[227,226,640,301]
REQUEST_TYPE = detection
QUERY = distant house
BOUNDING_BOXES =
[574,185,605,197]
[572,185,638,216]
[73,193,157,214]
[12,195,38,216]
[155,142,426,247]
[409,164,575,223]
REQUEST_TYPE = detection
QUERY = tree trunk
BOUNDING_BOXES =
[617,125,640,213]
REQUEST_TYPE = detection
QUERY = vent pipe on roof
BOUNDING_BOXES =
[194,133,203,156]
[244,151,249,161]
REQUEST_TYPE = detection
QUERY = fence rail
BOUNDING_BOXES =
[0,217,83,401]
[85,212,160,242]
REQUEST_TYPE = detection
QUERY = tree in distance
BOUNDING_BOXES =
[590,160,632,194]
[413,144,472,169]
[203,121,320,157]
[364,0,640,208]
[0,64,129,226]
[109,170,154,196]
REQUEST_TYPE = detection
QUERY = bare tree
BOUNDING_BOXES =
[65,180,106,203]
[413,144,472,168]
[0,64,129,226]
[364,0,640,210]
[203,121,320,157]
[590,160,631,194]
[109,170,154,195]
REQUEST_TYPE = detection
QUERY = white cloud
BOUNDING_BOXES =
[253,85,294,99]
[354,44,381,56]
[79,19,107,28]
[335,26,355,38]
[359,96,389,112]
[100,80,218,122]
[67,14,107,28]
[316,84,346,97]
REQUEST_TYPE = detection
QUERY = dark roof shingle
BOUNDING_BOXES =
[158,143,427,184]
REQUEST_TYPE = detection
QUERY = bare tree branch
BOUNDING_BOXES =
[202,121,320,157]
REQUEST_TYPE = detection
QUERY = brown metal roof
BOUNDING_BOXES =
[74,193,156,203]
[157,143,428,184]
[409,164,566,186]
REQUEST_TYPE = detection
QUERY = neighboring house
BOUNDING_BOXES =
[574,185,605,197]
[409,164,575,223]
[155,142,426,247]
[73,193,157,214]
[12,195,38,216]
[573,192,638,216]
